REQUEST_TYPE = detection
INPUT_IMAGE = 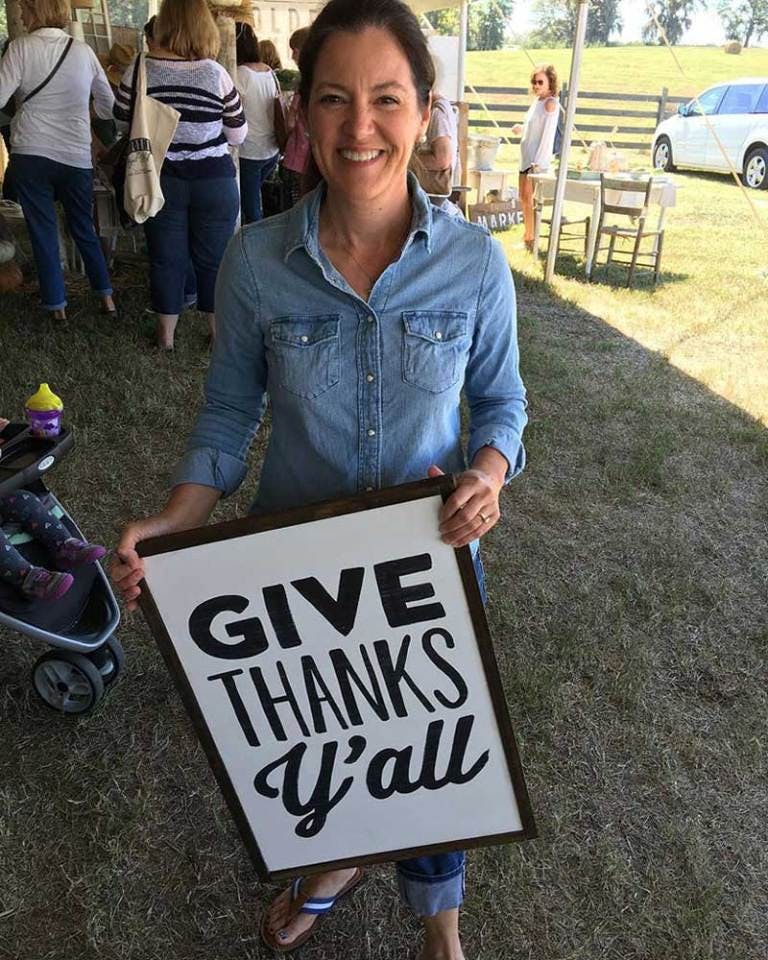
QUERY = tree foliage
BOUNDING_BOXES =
[530,0,622,46]
[109,0,149,29]
[426,0,513,51]
[642,0,702,45]
[717,0,768,47]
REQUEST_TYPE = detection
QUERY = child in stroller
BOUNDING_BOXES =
[0,418,106,600]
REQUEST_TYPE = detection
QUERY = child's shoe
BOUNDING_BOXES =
[21,567,74,601]
[53,538,107,570]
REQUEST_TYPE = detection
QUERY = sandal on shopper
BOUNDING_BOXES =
[260,867,364,954]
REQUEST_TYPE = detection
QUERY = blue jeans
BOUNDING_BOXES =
[10,154,112,311]
[239,154,279,224]
[394,551,485,916]
[143,174,239,315]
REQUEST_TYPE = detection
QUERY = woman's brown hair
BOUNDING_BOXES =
[235,21,260,65]
[155,0,220,61]
[258,39,282,71]
[298,0,434,109]
[21,0,69,31]
[530,63,559,98]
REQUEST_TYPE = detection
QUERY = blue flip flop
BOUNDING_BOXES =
[261,867,364,953]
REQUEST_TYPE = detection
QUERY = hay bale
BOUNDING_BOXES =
[208,0,254,26]
[723,40,742,54]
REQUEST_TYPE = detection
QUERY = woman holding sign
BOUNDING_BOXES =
[112,1,527,957]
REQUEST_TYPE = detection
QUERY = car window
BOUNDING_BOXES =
[689,86,726,116]
[718,84,765,115]
[755,85,768,113]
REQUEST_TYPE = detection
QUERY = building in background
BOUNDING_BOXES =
[250,2,321,67]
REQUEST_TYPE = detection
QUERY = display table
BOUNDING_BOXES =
[530,173,679,276]
[468,168,518,205]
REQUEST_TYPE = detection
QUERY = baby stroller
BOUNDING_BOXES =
[0,422,123,714]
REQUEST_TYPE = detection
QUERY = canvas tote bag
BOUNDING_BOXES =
[124,55,180,223]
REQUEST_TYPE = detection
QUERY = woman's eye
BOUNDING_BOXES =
[378,96,399,106]
[319,94,344,104]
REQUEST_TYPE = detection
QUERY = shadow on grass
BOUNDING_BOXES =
[0,260,766,960]
[540,250,689,288]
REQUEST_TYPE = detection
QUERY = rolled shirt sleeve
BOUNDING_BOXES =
[89,49,115,120]
[464,235,528,482]
[171,232,267,495]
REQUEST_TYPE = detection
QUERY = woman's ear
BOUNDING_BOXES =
[418,92,432,139]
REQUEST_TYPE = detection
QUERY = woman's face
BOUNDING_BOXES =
[533,72,551,98]
[306,27,430,207]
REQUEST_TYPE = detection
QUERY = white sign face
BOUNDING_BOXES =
[141,483,534,878]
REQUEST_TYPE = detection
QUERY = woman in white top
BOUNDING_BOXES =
[513,64,559,252]
[235,22,279,224]
[0,0,116,319]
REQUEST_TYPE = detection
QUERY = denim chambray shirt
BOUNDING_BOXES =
[172,176,527,513]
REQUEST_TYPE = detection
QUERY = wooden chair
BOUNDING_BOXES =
[533,192,591,261]
[590,175,665,287]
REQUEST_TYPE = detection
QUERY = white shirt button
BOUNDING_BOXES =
[300,335,309,343]
[367,428,376,437]
[366,373,375,383]
[368,317,374,324]
[435,331,443,340]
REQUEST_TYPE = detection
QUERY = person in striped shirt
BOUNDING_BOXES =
[115,0,247,350]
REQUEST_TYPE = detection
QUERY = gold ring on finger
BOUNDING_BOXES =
[478,512,489,524]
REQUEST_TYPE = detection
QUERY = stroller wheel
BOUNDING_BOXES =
[87,635,125,686]
[31,650,105,715]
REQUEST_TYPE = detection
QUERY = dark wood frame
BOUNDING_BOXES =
[138,475,537,881]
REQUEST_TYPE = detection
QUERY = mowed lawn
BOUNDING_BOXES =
[0,46,767,960]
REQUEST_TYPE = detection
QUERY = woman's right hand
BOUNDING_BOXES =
[110,484,222,611]
[110,514,177,611]
[512,123,523,136]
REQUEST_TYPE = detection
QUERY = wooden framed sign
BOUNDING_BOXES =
[468,200,523,232]
[138,476,536,881]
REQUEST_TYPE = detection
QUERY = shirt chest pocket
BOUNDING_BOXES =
[402,311,470,394]
[269,316,341,399]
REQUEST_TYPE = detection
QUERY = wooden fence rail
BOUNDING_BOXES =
[464,84,690,152]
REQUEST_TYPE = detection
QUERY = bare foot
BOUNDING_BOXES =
[263,867,359,949]
[419,908,465,960]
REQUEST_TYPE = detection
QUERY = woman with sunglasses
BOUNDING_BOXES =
[512,64,559,252]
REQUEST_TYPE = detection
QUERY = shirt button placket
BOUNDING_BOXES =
[362,310,380,492]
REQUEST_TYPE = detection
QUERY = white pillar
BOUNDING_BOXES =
[545,0,589,284]
[457,0,468,102]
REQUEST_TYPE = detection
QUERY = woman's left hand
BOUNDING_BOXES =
[428,464,503,548]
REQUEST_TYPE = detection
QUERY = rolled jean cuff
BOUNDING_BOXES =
[95,287,113,296]
[44,299,67,311]
[395,858,465,918]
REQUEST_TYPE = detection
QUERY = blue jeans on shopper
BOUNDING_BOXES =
[394,551,486,915]
[239,154,279,224]
[10,154,112,311]
[143,173,239,315]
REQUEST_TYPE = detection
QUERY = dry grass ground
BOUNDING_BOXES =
[1,173,767,959]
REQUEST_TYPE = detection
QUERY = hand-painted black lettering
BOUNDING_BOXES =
[263,584,303,649]
[345,735,367,763]
[207,668,261,747]
[365,715,489,799]
[328,646,390,725]
[373,635,436,717]
[189,595,268,659]
[291,567,365,636]
[252,739,355,837]
[301,655,349,734]
[249,661,311,741]
[421,627,468,709]
[374,554,445,627]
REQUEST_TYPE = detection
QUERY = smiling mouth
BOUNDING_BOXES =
[339,149,384,162]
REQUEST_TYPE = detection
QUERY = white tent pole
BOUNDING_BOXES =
[457,0,468,102]
[544,0,589,285]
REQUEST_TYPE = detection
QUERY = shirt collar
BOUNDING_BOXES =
[282,172,434,263]
[32,27,69,37]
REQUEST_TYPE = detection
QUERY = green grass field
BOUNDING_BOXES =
[0,44,766,960]
[467,44,768,99]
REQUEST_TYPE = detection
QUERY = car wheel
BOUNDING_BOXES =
[653,136,675,172]
[743,147,768,190]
